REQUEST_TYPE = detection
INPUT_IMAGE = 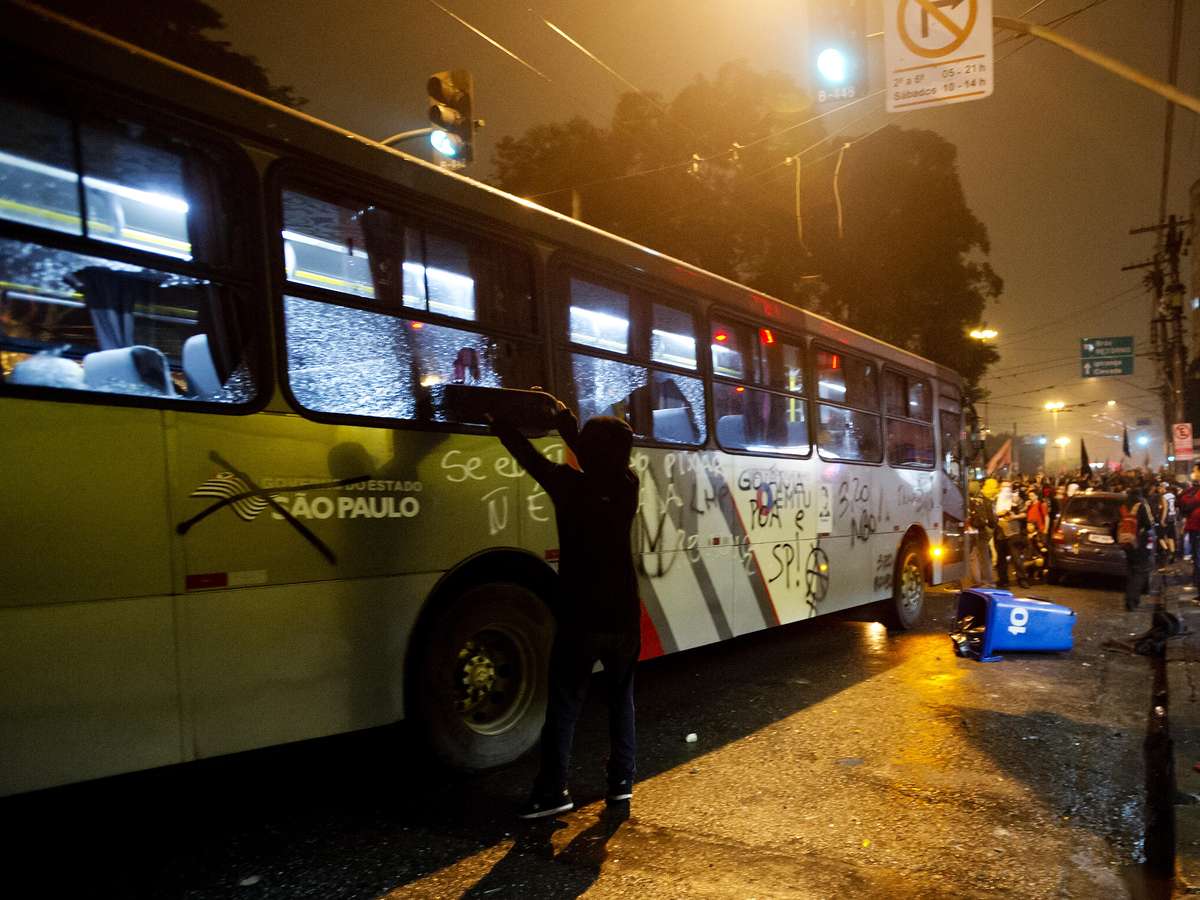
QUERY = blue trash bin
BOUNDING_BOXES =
[951,588,1076,662]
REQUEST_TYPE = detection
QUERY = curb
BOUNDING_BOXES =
[1165,575,1200,895]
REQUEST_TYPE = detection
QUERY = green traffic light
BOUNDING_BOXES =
[817,47,848,84]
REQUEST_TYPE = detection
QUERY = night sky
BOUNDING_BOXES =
[210,0,1200,466]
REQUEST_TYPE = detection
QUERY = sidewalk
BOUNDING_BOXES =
[1165,566,1200,895]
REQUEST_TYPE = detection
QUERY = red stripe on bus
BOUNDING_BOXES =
[638,603,665,660]
[186,572,228,590]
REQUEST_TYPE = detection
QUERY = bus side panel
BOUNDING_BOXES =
[182,573,435,759]
[1,399,174,606]
[168,410,558,588]
[0,595,181,796]
[633,449,734,653]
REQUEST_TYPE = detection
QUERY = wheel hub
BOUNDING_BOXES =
[450,628,530,734]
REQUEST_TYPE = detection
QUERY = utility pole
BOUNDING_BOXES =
[1119,0,1191,472]
[1123,215,1194,469]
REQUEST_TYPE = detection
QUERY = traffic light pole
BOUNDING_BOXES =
[992,16,1200,115]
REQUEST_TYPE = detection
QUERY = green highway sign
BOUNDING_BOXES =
[1081,336,1133,378]
[1082,356,1133,377]
[1081,336,1134,359]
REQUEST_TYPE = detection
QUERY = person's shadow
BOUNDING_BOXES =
[462,802,630,898]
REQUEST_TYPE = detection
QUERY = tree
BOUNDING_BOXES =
[491,63,1000,397]
[36,0,303,106]
[798,126,1002,399]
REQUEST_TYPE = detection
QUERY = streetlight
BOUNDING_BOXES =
[1045,400,1065,435]
[969,327,998,340]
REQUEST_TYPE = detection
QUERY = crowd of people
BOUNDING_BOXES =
[966,468,1200,609]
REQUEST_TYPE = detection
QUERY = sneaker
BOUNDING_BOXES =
[518,788,573,819]
[606,779,633,803]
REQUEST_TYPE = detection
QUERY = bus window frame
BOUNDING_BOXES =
[0,77,272,416]
[881,364,936,471]
[706,306,812,460]
[811,340,884,466]
[548,251,707,450]
[267,162,549,434]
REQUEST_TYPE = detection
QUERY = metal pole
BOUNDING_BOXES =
[379,126,436,147]
[993,16,1200,116]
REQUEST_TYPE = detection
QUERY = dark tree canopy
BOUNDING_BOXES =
[492,63,1000,397]
[36,0,303,106]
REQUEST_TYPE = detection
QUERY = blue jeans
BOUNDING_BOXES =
[535,628,640,793]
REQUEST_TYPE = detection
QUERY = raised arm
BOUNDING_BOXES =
[489,415,561,493]
[553,401,583,461]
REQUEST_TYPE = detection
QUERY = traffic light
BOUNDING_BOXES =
[427,69,475,162]
[809,0,867,103]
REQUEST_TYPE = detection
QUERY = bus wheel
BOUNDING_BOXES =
[414,582,553,770]
[885,541,926,630]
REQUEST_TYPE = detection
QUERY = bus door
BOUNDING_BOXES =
[937,399,967,583]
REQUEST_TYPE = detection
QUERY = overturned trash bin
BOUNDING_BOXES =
[951,588,1076,662]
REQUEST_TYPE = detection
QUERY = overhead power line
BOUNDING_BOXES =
[425,0,552,82]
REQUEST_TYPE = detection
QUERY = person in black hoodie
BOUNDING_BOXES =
[1120,483,1156,611]
[489,400,641,819]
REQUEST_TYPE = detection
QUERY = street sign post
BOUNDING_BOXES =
[1174,423,1193,461]
[884,0,994,113]
[1080,336,1134,378]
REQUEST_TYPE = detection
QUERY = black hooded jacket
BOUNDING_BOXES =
[492,416,641,635]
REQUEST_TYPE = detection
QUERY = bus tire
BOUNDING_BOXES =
[884,540,925,630]
[413,582,554,771]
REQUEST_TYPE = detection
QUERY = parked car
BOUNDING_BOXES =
[1048,491,1128,582]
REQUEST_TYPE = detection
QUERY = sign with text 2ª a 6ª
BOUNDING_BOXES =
[884,0,994,113]
[1080,336,1134,378]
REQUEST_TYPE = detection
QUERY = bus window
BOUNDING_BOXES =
[709,318,746,380]
[710,317,808,455]
[940,405,963,481]
[568,277,629,354]
[883,370,935,468]
[281,191,374,299]
[280,185,544,424]
[815,348,878,408]
[0,97,258,405]
[559,270,704,446]
[79,120,192,261]
[651,302,697,370]
[814,346,881,462]
[0,97,80,237]
[285,296,540,421]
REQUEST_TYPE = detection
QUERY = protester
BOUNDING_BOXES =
[1118,484,1155,611]
[994,480,1029,588]
[489,400,642,819]
[1157,482,1177,563]
[1181,472,1200,588]
[967,480,997,586]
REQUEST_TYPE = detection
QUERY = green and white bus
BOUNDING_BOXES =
[0,2,966,796]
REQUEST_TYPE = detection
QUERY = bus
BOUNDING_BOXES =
[0,2,967,796]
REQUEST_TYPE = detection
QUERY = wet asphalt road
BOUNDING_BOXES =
[3,578,1161,899]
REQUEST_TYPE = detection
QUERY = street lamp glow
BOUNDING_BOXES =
[1044,401,1065,411]
[969,327,998,340]
[1054,436,1070,447]
[1106,400,1117,407]
[1136,434,1150,447]
[816,47,848,83]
